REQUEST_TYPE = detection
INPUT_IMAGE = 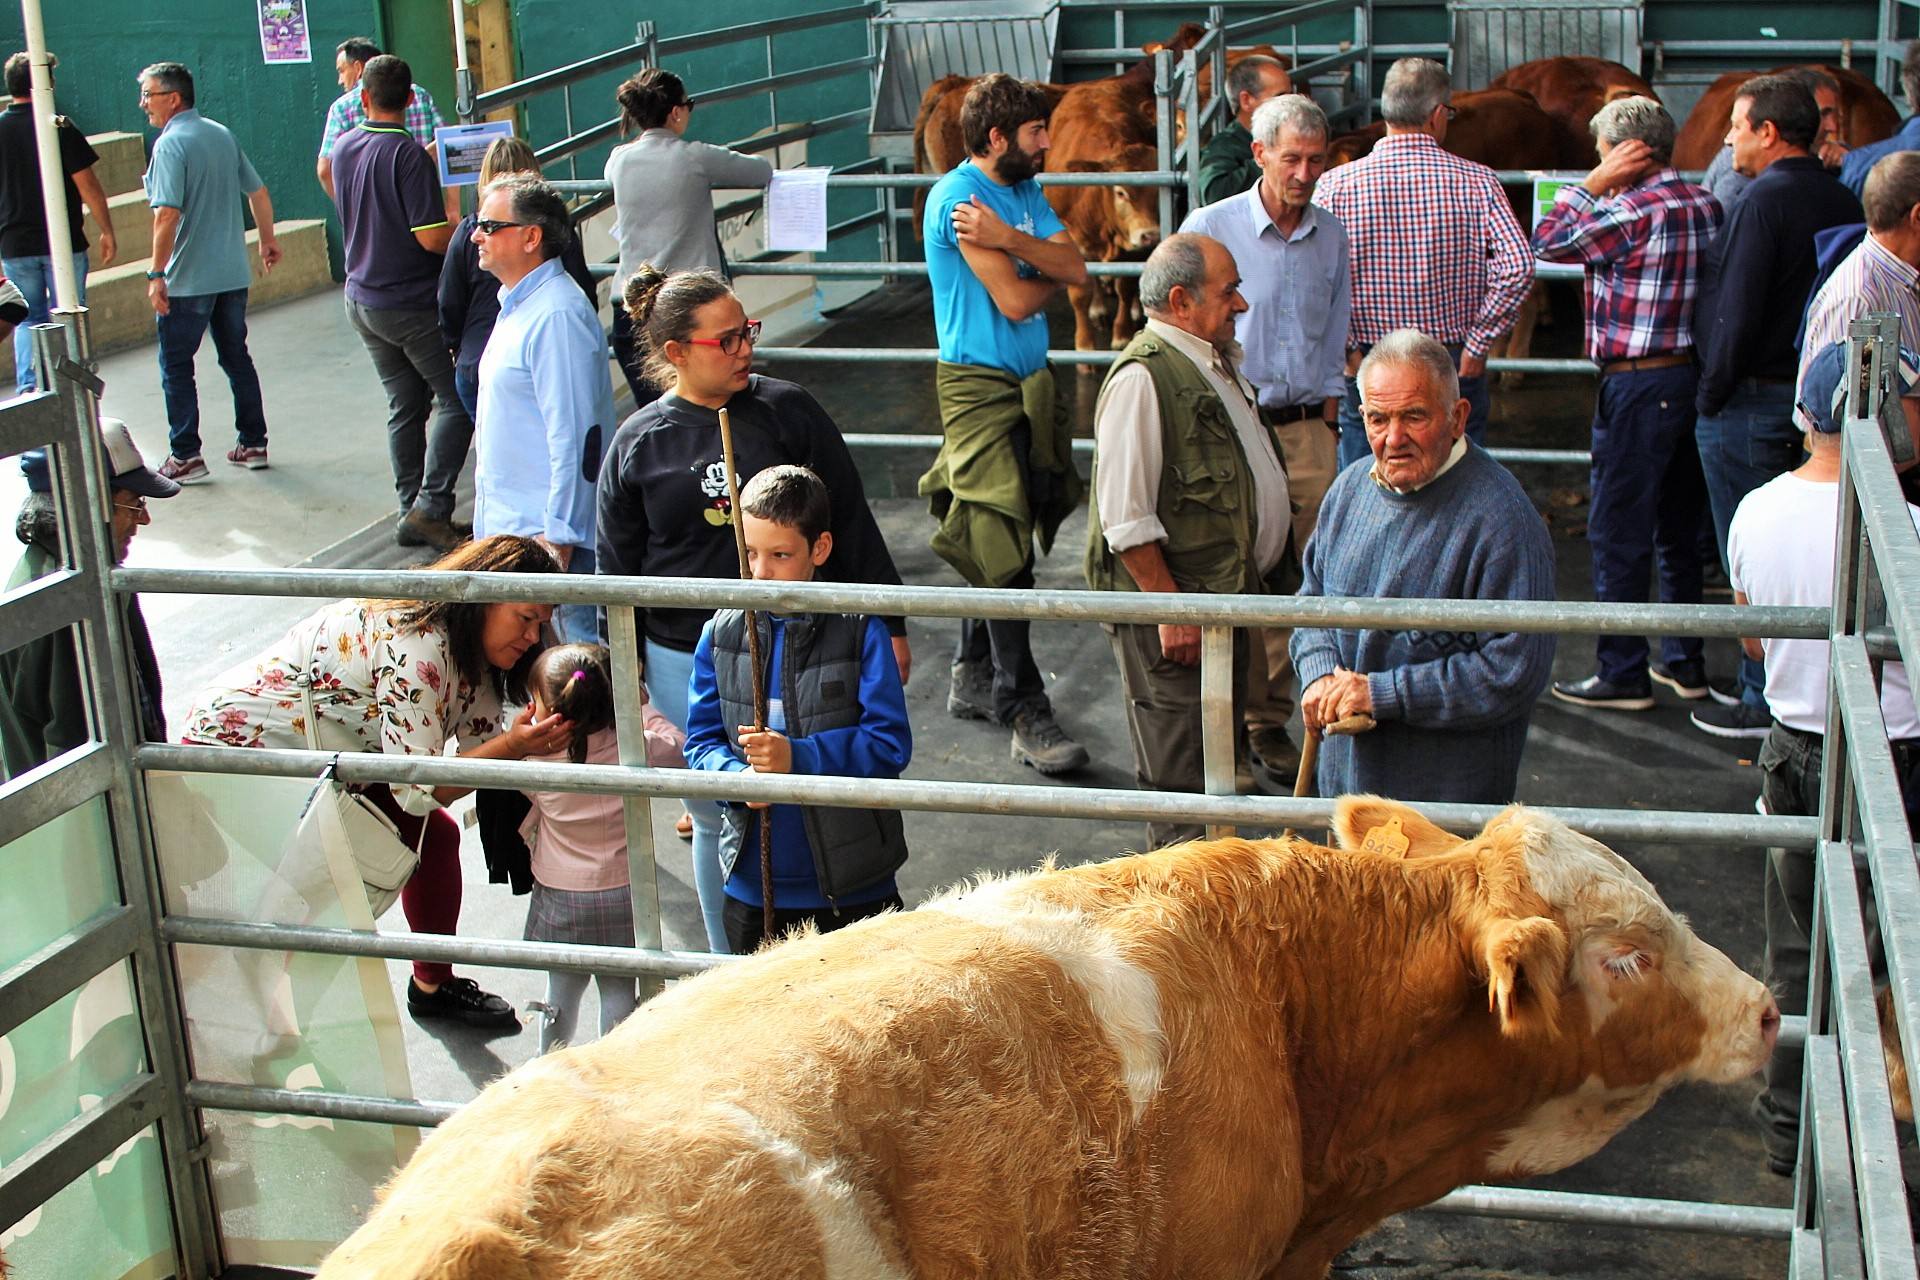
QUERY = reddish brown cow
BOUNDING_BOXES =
[317,798,1780,1280]
[1673,65,1901,170]
[1489,57,1658,164]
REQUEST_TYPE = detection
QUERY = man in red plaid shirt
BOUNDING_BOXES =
[1532,96,1726,712]
[1312,58,1533,471]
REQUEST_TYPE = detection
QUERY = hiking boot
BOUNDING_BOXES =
[159,454,210,485]
[1009,707,1090,775]
[946,659,995,721]
[225,444,269,470]
[1248,726,1302,780]
[1650,660,1740,705]
[396,509,470,552]
[1551,672,1655,711]
[1690,701,1772,740]
[407,976,519,1030]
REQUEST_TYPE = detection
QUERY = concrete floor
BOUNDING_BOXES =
[48,280,1803,1275]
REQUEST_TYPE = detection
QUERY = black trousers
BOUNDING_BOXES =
[722,892,904,954]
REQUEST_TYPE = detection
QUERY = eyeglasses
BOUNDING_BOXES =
[676,99,696,114]
[473,218,529,235]
[685,320,762,355]
[138,88,178,103]
[1440,104,1458,121]
[112,497,149,520]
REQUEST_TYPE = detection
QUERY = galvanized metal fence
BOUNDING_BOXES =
[5,309,1920,1271]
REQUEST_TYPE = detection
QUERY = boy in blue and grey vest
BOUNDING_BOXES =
[684,465,913,953]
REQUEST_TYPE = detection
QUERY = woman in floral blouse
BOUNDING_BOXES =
[182,535,573,1028]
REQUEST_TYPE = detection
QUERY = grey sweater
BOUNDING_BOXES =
[1291,444,1556,805]
[606,129,773,284]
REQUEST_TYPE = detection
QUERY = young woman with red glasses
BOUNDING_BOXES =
[594,265,911,953]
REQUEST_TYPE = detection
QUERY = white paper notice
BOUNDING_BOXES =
[765,167,830,253]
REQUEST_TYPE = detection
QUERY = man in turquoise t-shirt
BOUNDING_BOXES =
[138,61,281,484]
[921,72,1093,777]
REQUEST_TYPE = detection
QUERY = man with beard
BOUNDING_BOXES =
[919,72,1093,776]
[1181,92,1348,788]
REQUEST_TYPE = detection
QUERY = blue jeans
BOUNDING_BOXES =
[8,251,90,490]
[642,636,729,953]
[1588,364,1709,685]
[4,250,89,393]
[1695,380,1802,706]
[554,543,603,646]
[1336,369,1491,472]
[157,288,267,460]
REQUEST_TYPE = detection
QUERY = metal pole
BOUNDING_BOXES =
[18,0,78,314]
[1201,625,1235,839]
[607,604,666,999]
[453,0,476,124]
[1154,50,1175,238]
[1182,49,1202,209]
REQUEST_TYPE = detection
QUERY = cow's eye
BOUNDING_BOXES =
[1601,948,1649,980]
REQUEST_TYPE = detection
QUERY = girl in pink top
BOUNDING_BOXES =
[520,643,685,1051]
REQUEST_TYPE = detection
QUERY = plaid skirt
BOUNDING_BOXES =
[524,881,636,949]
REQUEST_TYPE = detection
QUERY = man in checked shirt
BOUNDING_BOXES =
[1533,96,1726,712]
[1312,57,1534,472]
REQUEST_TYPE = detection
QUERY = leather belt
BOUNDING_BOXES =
[1262,402,1327,426]
[1599,352,1692,378]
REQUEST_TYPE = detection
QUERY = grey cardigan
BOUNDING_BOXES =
[606,129,773,284]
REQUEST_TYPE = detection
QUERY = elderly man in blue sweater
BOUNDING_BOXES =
[1291,329,1556,804]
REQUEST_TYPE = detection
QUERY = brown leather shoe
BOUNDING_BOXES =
[396,509,470,552]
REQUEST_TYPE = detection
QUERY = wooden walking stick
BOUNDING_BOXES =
[1281,713,1376,841]
[716,407,777,940]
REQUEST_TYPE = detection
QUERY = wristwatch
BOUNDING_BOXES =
[145,269,166,280]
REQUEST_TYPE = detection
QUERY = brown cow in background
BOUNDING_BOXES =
[1489,56,1659,164]
[1673,65,1900,169]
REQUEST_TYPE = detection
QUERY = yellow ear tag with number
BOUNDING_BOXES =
[1360,817,1410,857]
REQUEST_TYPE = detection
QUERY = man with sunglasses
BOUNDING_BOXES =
[330,54,472,552]
[471,175,616,644]
[1,417,178,779]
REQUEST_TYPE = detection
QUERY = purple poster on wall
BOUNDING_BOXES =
[259,0,312,65]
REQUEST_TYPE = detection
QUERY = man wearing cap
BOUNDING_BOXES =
[1731,339,1920,1177]
[0,418,179,778]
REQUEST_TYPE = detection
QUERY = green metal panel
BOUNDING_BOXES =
[381,0,458,118]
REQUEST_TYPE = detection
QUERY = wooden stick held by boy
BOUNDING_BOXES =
[717,406,778,936]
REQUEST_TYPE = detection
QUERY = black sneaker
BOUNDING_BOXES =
[1010,707,1090,775]
[1650,661,1741,705]
[1551,672,1654,711]
[947,659,995,721]
[1690,701,1772,740]
[407,977,520,1029]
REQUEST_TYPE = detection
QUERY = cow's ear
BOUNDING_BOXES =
[1482,915,1569,1037]
[1331,795,1463,857]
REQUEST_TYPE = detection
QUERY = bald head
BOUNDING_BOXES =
[1139,233,1244,349]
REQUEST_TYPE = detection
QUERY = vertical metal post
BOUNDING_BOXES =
[607,604,665,998]
[767,34,779,141]
[1182,49,1202,211]
[452,0,474,124]
[1200,625,1235,839]
[639,19,658,73]
[1209,5,1227,132]
[1356,0,1375,124]
[20,0,79,313]
[562,82,577,182]
[35,322,220,1278]
[1154,50,1175,240]
[1113,10,1127,78]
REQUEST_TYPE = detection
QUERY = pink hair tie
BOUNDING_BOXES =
[569,669,587,683]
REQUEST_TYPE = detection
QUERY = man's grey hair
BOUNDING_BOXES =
[1863,151,1920,233]
[1380,58,1450,127]
[1139,234,1212,312]
[1357,329,1460,409]
[1226,55,1287,107]
[1589,95,1676,165]
[1904,40,1920,113]
[137,61,194,107]
[484,175,573,259]
[1251,93,1329,148]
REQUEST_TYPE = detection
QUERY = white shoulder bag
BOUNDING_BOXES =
[297,679,426,918]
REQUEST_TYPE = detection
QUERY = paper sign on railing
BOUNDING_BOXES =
[765,167,831,253]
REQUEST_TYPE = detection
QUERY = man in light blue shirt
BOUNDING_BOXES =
[1841,44,1920,197]
[474,175,615,644]
[1180,93,1349,786]
[139,61,280,484]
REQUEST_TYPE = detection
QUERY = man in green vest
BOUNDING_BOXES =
[1086,233,1293,848]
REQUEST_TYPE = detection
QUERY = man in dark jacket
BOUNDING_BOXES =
[1195,56,1291,207]
[0,417,178,777]
[1692,73,1865,738]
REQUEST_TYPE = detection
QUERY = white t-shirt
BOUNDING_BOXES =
[1728,472,1920,737]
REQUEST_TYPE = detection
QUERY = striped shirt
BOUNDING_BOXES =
[1530,170,1723,361]
[318,83,445,157]
[1796,232,1920,425]
[1311,132,1534,358]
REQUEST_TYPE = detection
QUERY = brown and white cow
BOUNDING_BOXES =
[1673,65,1900,170]
[317,797,1776,1280]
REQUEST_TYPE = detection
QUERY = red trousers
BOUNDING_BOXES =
[365,786,462,986]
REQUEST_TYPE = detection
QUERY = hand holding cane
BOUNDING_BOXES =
[1281,713,1376,841]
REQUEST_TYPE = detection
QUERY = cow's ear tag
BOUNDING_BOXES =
[1360,818,1410,857]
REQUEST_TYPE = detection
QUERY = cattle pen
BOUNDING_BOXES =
[7,0,1920,1276]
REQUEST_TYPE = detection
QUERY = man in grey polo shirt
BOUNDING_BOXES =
[1180,93,1349,787]
[139,61,282,485]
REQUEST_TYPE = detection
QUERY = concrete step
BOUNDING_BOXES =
[87,131,145,199]
[86,189,152,269]
[0,218,332,382]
